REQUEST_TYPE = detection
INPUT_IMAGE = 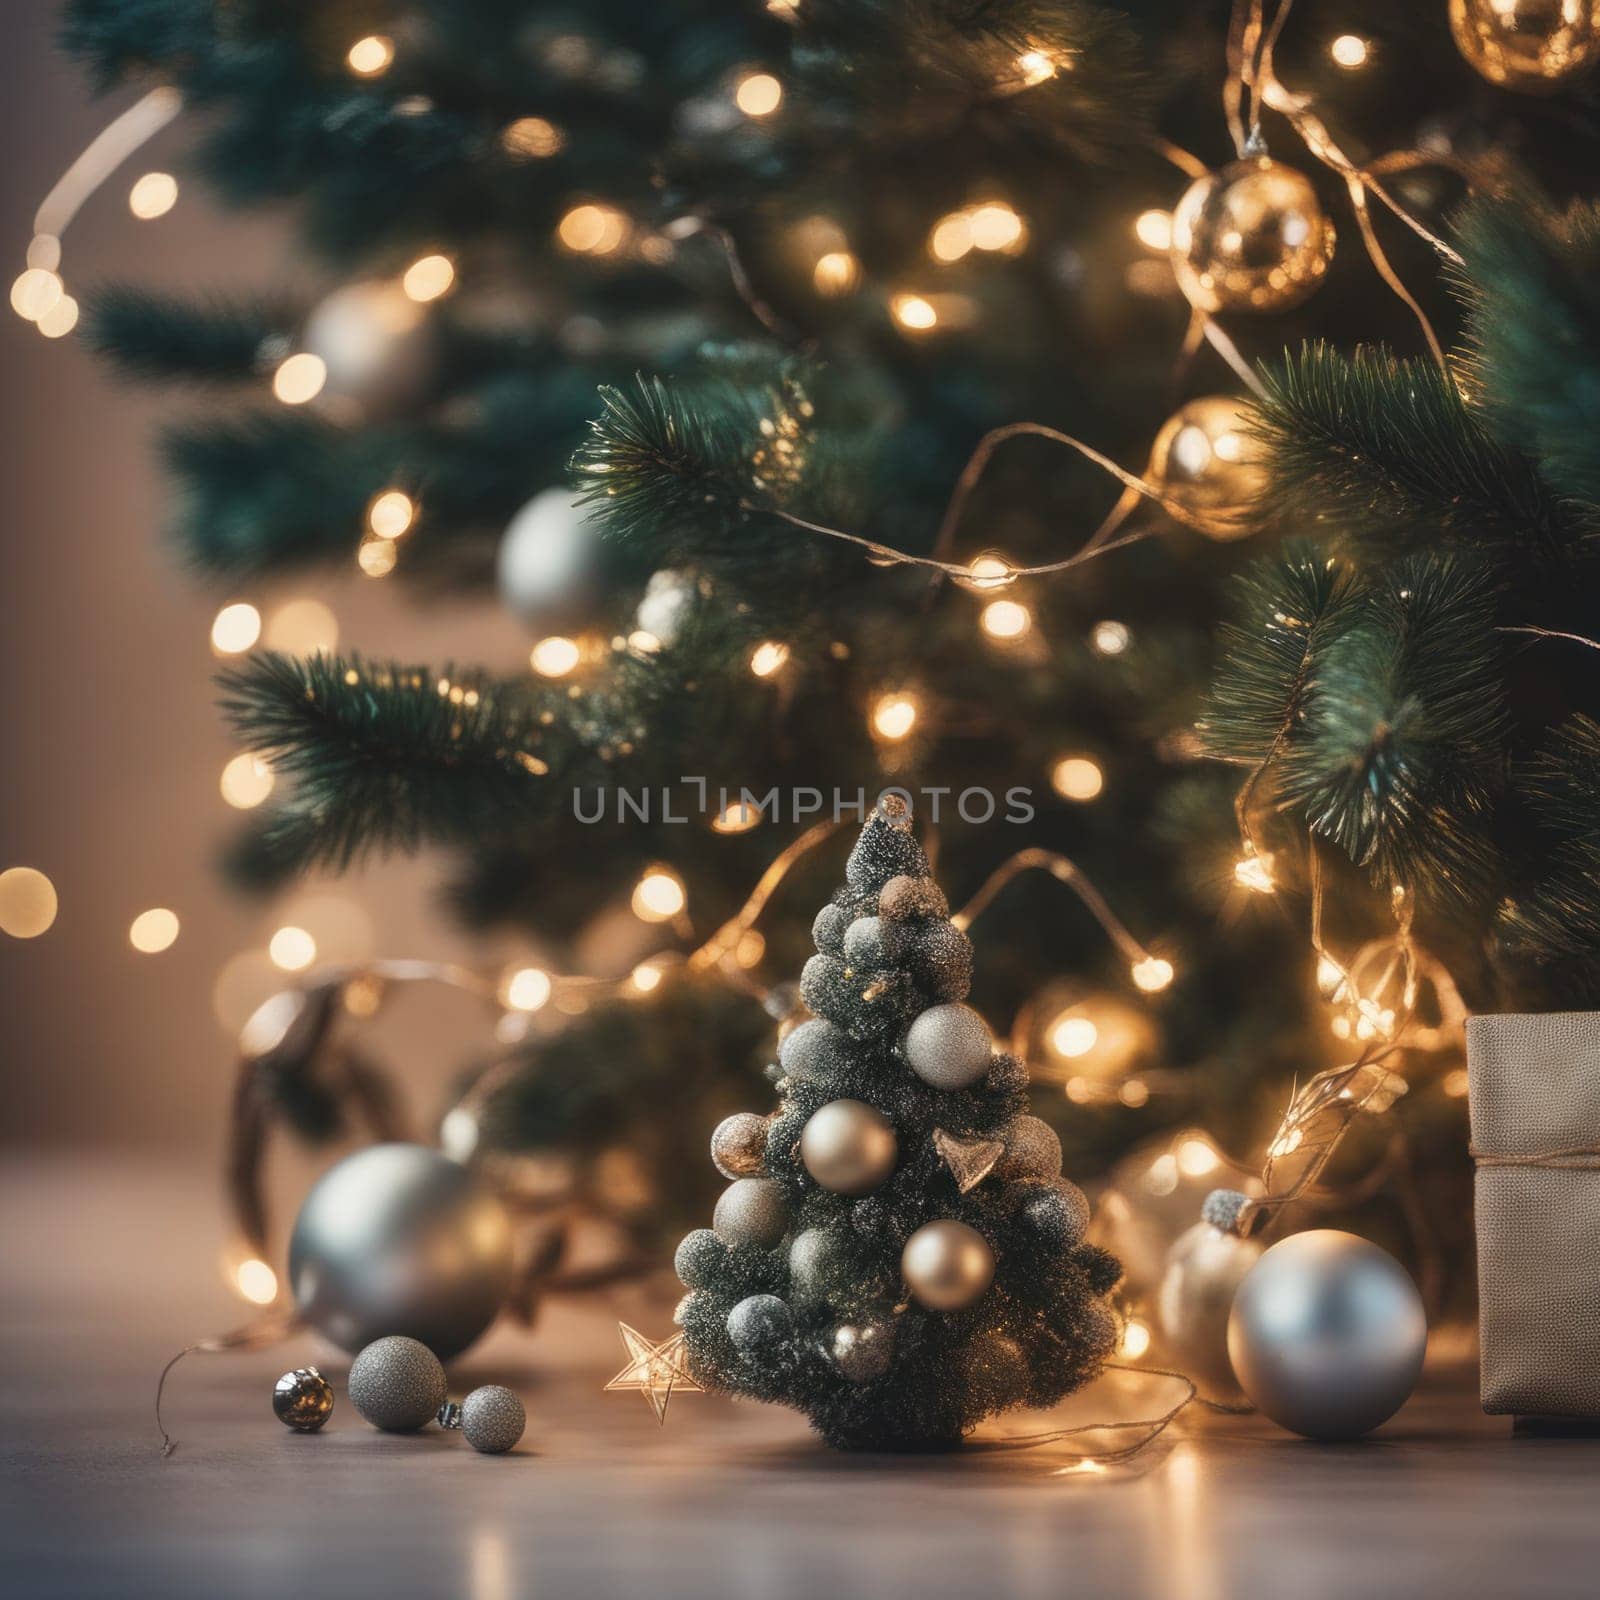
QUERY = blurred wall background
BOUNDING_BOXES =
[2,2,531,1153]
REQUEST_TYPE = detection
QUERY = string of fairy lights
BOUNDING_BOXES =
[10,0,1569,1326]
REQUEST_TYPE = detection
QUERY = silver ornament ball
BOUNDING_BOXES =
[288,1142,514,1359]
[1227,1229,1427,1439]
[903,1003,993,1090]
[712,1177,789,1248]
[495,488,598,623]
[829,1320,895,1382]
[901,1219,996,1311]
[460,1385,526,1454]
[709,1112,769,1179]
[301,279,433,411]
[800,1098,898,1195]
[348,1335,448,1433]
[272,1366,334,1432]
[1157,1220,1262,1401]
[726,1293,795,1353]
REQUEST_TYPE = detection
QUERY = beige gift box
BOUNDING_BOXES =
[1467,1012,1600,1420]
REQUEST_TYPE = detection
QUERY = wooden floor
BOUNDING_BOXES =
[4,1155,1596,1600]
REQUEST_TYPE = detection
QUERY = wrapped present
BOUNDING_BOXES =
[1467,1012,1600,1420]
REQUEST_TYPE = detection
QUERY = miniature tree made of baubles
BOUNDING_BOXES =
[672,800,1123,1451]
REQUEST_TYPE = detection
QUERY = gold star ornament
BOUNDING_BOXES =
[605,1323,702,1423]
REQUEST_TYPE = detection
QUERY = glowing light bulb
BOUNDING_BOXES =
[1051,1014,1100,1059]
[930,212,975,263]
[211,602,261,655]
[558,204,628,255]
[269,926,317,972]
[749,640,790,678]
[1177,1136,1220,1178]
[1443,1068,1470,1099]
[502,966,552,1012]
[402,254,455,302]
[1120,1078,1151,1107]
[1233,851,1277,895]
[632,868,686,923]
[266,598,339,655]
[272,352,326,405]
[36,295,79,339]
[128,171,178,219]
[1014,49,1058,86]
[735,72,783,116]
[1120,1319,1151,1359]
[871,693,919,741]
[0,867,58,938]
[812,250,860,295]
[1052,756,1104,802]
[631,961,663,993]
[357,538,398,577]
[1134,209,1172,251]
[129,908,180,954]
[502,117,564,158]
[347,35,395,76]
[968,202,1024,253]
[235,1257,279,1304]
[1131,955,1174,993]
[1330,34,1369,68]
[981,599,1031,639]
[220,753,275,810]
[891,293,938,331]
[1091,619,1131,656]
[713,799,762,834]
[10,267,62,322]
[367,490,416,538]
[530,636,580,677]
[963,553,1014,591]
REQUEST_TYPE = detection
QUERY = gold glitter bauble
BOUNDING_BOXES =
[1170,157,1335,314]
[1450,0,1600,91]
[1148,395,1267,540]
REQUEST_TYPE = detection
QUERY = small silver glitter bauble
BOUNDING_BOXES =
[288,1143,514,1359]
[727,1293,796,1353]
[800,1099,898,1195]
[272,1366,334,1432]
[1157,1220,1262,1401]
[829,1320,895,1382]
[902,1220,996,1311]
[903,1003,993,1090]
[460,1385,526,1454]
[994,1115,1062,1182]
[712,1177,789,1247]
[348,1336,448,1433]
[1227,1230,1426,1439]
[710,1112,769,1179]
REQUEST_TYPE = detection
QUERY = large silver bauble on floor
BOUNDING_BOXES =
[1157,1220,1261,1401]
[1227,1229,1427,1439]
[288,1143,514,1360]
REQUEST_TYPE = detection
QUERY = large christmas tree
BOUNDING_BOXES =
[55,0,1600,1310]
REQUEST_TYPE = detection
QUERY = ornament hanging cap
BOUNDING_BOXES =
[1202,1186,1257,1236]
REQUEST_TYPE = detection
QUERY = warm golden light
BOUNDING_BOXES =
[1014,48,1058,85]
[559,203,628,255]
[357,537,398,577]
[713,799,763,834]
[530,636,581,677]
[891,293,938,331]
[11,267,63,322]
[735,72,784,116]
[1120,1318,1151,1359]
[35,295,80,339]
[968,202,1025,253]
[347,35,395,76]
[0,867,58,939]
[220,752,275,809]
[632,868,687,923]
[1134,209,1172,251]
[750,640,790,678]
[1177,1136,1221,1178]
[129,907,180,954]
[1051,1014,1100,1059]
[981,599,1031,639]
[265,598,338,655]
[502,966,552,1012]
[402,253,455,302]
[930,213,974,263]
[958,554,1013,592]
[631,960,664,993]
[501,116,565,159]
[128,171,179,219]
[367,489,416,538]
[1091,619,1131,656]
[1330,34,1369,69]
[871,692,919,741]
[1120,1078,1151,1107]
[1233,850,1277,895]
[268,926,317,972]
[1131,955,1175,993]
[812,250,861,295]
[1443,1067,1470,1099]
[272,352,327,405]
[236,1257,279,1305]
[210,602,261,655]
[1052,756,1104,802]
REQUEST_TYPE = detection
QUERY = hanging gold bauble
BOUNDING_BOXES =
[1450,0,1600,92]
[1169,157,1335,314]
[1148,395,1266,540]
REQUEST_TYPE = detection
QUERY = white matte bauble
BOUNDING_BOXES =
[288,1143,513,1361]
[800,1099,898,1195]
[712,1177,789,1247]
[904,1003,993,1090]
[1157,1220,1262,1401]
[635,568,697,647]
[496,488,599,624]
[1227,1229,1426,1439]
[302,280,432,411]
[902,1219,996,1311]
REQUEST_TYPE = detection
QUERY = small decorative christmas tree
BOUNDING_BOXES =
[673,799,1122,1451]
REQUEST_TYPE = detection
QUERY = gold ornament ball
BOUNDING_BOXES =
[1450,0,1600,91]
[1170,157,1335,314]
[901,1219,996,1311]
[1149,396,1266,539]
[710,1112,769,1179]
[800,1099,899,1195]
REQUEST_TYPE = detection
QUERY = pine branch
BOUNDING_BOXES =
[1255,342,1573,558]
[85,288,282,383]
[1454,196,1600,517]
